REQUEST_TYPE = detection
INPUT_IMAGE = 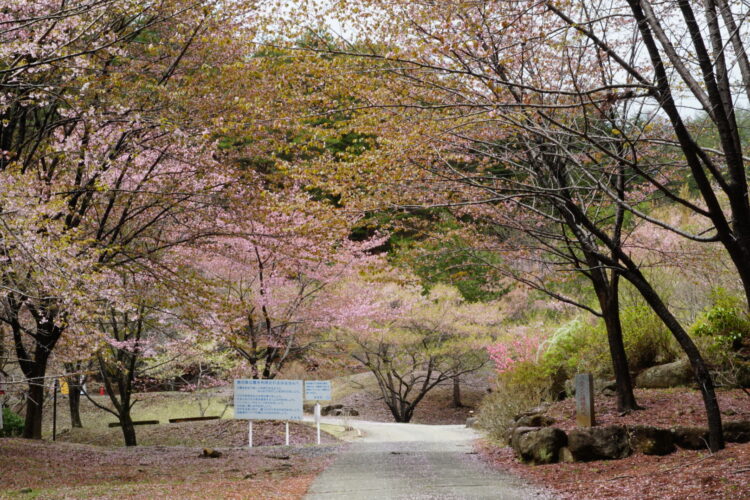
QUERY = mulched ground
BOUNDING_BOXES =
[546,388,750,431]
[479,441,750,500]
[478,388,750,499]
[0,437,340,499]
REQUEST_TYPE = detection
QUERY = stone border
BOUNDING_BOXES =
[508,420,750,464]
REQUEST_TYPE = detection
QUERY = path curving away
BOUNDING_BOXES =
[304,418,554,500]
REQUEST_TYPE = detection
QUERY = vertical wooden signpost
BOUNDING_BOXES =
[575,373,595,427]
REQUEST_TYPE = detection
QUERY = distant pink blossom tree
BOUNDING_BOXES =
[198,205,389,380]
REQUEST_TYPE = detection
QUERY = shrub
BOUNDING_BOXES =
[478,361,553,443]
[620,305,676,371]
[487,335,540,374]
[1,407,24,437]
[540,319,611,378]
[691,299,750,352]
[540,308,676,380]
[690,289,750,387]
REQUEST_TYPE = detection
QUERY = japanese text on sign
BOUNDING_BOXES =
[304,380,332,401]
[234,379,303,421]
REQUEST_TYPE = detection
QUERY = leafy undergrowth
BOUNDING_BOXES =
[478,388,750,499]
[55,419,338,448]
[546,388,750,430]
[0,438,339,499]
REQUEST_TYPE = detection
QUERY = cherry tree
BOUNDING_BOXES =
[0,0,261,439]
[340,282,494,422]
[276,0,750,451]
[198,200,389,380]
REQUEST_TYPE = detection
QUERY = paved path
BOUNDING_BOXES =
[304,418,553,500]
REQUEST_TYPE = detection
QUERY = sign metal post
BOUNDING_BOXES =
[248,420,253,449]
[314,403,321,444]
[304,381,332,446]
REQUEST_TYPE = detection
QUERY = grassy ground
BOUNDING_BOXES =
[42,390,234,438]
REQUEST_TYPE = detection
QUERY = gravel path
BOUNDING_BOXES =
[304,419,553,500]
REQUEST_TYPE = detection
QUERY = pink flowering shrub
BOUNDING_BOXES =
[487,334,541,374]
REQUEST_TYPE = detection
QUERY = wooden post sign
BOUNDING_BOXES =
[575,373,595,427]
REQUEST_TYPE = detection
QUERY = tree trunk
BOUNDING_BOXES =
[22,376,45,439]
[119,411,137,446]
[451,376,463,408]
[11,315,62,440]
[64,362,84,428]
[624,268,724,451]
[385,398,414,423]
[66,376,83,428]
[600,277,639,412]
[586,254,639,412]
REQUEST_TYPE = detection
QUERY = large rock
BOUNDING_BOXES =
[628,425,676,455]
[635,359,693,388]
[565,378,617,397]
[331,407,359,417]
[505,405,555,443]
[724,420,750,443]
[514,404,552,420]
[321,404,344,416]
[515,414,556,428]
[671,426,709,450]
[509,426,540,451]
[670,421,750,447]
[558,446,575,463]
[568,425,631,461]
[516,427,568,465]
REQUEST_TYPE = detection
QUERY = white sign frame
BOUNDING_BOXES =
[234,379,303,421]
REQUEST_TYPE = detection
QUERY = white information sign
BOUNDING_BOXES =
[304,380,332,401]
[234,379,303,421]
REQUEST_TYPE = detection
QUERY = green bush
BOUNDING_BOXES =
[1,407,24,437]
[620,305,676,371]
[690,289,750,387]
[540,319,611,378]
[540,308,676,381]
[691,296,750,352]
[478,361,554,443]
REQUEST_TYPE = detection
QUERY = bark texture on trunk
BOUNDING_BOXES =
[598,276,639,413]
[23,378,45,439]
[451,376,463,408]
[119,412,137,446]
[66,376,83,429]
